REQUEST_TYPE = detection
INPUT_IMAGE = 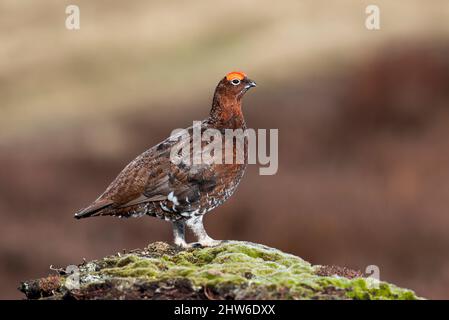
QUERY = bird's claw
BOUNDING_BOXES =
[196,239,223,248]
[176,240,222,249]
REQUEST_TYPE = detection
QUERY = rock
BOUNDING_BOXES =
[19,241,421,300]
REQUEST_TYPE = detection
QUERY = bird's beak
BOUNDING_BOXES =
[245,80,257,89]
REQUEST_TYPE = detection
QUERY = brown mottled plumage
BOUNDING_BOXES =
[75,72,256,247]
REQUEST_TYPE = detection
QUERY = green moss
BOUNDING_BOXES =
[317,276,418,300]
[92,241,419,300]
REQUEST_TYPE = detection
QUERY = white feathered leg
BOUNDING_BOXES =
[185,215,221,247]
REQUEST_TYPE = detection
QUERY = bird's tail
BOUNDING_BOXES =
[74,199,114,219]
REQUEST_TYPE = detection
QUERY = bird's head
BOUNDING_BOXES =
[210,71,256,124]
[215,71,257,101]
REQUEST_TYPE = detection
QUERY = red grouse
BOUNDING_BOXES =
[75,72,256,247]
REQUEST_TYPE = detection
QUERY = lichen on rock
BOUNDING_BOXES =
[19,241,421,300]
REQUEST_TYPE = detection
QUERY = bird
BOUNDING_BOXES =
[74,71,257,248]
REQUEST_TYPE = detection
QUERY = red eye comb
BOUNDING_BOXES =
[226,71,246,81]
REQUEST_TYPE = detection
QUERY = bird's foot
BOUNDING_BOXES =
[174,239,188,248]
[174,241,202,249]
[196,238,223,248]
[183,216,222,248]
[177,239,222,249]
[187,242,204,248]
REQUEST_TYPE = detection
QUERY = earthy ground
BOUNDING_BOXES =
[19,241,419,300]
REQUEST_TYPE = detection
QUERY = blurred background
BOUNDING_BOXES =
[1,0,449,299]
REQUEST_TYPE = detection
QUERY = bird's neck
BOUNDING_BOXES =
[209,95,245,129]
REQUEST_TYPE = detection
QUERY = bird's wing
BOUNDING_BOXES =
[120,126,220,213]
[74,198,114,219]
[75,121,218,218]
[116,157,217,215]
[74,141,174,218]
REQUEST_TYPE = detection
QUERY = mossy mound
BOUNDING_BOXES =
[19,241,421,300]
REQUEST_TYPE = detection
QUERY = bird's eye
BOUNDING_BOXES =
[231,79,240,86]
